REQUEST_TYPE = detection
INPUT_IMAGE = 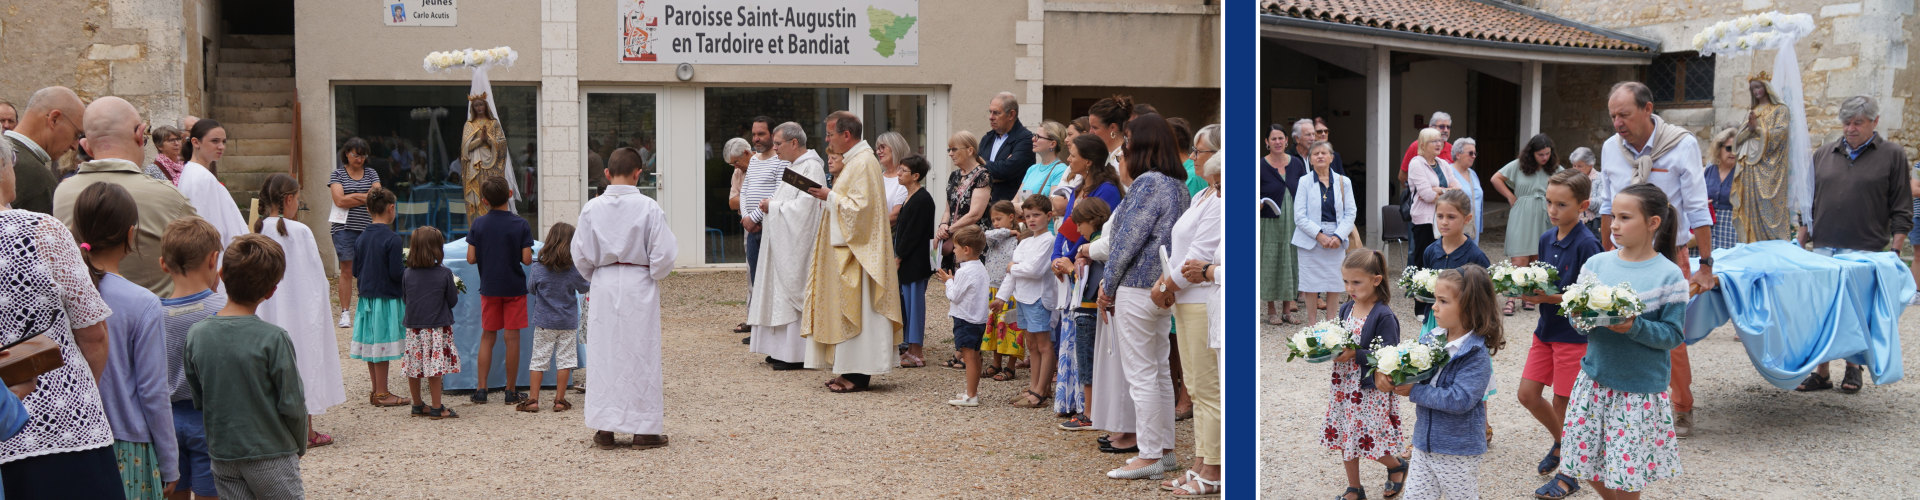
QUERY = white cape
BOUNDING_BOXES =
[573,184,677,435]
[747,151,825,363]
[254,217,348,415]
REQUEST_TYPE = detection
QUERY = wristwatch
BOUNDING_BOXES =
[1697,255,1713,269]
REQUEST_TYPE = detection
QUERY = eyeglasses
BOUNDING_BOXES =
[1434,125,1452,130]
[1722,146,1734,152]
[1314,128,1328,135]
[1192,149,1217,155]
[57,112,83,141]
[1036,135,1053,142]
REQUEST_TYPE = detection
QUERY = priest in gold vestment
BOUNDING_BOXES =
[802,111,903,393]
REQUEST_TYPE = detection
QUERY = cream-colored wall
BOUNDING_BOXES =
[1042,11,1219,89]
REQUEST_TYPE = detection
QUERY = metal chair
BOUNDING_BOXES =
[396,201,431,236]
[446,201,469,240]
[705,228,725,262]
[1378,205,1410,266]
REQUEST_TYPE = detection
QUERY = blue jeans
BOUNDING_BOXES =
[745,231,762,284]
[900,278,928,345]
[172,400,217,497]
[1074,309,1096,385]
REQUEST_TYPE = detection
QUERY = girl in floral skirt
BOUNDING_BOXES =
[1376,265,1503,500]
[1556,183,1686,498]
[976,201,1026,378]
[1324,250,1407,500]
[401,226,461,419]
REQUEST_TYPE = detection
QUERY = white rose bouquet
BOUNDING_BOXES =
[1559,278,1646,331]
[1491,261,1561,297]
[1692,11,1814,56]
[453,275,467,294]
[1286,321,1357,363]
[423,46,520,73]
[1370,336,1451,385]
[1397,267,1440,303]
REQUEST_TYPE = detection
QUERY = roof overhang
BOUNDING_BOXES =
[1262,14,1659,66]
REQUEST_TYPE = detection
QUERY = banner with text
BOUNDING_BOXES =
[617,0,918,66]
[385,0,458,27]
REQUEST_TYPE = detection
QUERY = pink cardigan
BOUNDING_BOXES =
[1407,155,1450,225]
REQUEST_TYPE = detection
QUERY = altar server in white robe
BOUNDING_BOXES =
[573,147,678,449]
[748,122,826,369]
[803,111,903,393]
[177,120,249,253]
[252,174,348,442]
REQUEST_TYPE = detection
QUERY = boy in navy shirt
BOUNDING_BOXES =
[467,176,535,404]
[1517,169,1604,499]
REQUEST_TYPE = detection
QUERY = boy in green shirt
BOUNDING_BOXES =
[185,233,308,499]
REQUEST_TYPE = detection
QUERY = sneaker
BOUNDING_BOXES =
[947,394,979,407]
[338,311,352,328]
[1058,414,1095,431]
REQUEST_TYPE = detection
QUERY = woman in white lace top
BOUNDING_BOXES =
[0,136,122,498]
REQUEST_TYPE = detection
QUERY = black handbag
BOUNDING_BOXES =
[1398,161,1450,223]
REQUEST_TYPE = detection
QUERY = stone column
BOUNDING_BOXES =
[1016,0,1045,127]
[540,0,581,235]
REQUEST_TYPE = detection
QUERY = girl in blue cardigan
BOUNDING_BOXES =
[1377,264,1504,500]
[1556,183,1686,498]
[1325,250,1407,500]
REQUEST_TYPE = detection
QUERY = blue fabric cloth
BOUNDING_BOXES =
[1535,224,1604,344]
[171,400,216,497]
[352,223,406,299]
[1340,301,1400,391]
[1682,241,1912,390]
[1054,183,1121,262]
[468,210,534,297]
[441,238,585,391]
[1408,332,1491,456]
[1318,180,1338,223]
[528,263,590,330]
[1704,166,1735,211]
[1421,237,1491,272]
[1577,251,1688,394]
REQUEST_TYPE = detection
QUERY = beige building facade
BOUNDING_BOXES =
[1,0,1220,271]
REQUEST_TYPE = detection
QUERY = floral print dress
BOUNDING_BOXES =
[1319,313,1404,460]
[1557,372,1682,492]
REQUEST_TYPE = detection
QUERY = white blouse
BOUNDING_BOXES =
[0,210,116,463]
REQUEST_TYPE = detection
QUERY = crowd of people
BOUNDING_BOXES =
[1272,78,1913,500]
[727,93,1227,495]
[0,84,1227,499]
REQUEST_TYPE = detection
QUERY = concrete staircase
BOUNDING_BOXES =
[209,34,295,204]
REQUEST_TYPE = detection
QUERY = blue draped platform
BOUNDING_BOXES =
[439,238,586,391]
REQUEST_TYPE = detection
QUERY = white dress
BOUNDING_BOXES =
[574,184,678,435]
[254,217,348,415]
[748,152,825,363]
[1085,217,1136,432]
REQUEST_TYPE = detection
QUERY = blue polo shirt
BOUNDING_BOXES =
[469,210,534,297]
[1535,223,1604,344]
[1421,237,1490,272]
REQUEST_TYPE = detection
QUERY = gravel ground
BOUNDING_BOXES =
[308,270,1192,498]
[1260,241,1920,499]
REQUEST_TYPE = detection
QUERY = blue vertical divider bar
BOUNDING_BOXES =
[1224,0,1257,494]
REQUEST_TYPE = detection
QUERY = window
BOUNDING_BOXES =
[700,87,849,264]
[1645,52,1714,106]
[333,85,539,236]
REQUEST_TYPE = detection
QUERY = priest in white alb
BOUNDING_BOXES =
[803,111,903,392]
[572,147,678,449]
[748,122,826,370]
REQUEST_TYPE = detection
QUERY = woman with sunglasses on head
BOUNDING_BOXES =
[1703,128,1740,252]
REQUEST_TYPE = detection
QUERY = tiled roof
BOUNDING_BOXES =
[1260,0,1653,53]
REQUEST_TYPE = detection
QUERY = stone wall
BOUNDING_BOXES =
[0,0,189,132]
[1532,0,1920,157]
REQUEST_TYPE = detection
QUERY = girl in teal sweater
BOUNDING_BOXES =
[1557,183,1686,499]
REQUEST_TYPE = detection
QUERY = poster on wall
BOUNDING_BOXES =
[618,0,918,66]
[386,0,458,27]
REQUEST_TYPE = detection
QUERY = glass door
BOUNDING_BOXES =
[854,88,947,215]
[581,90,662,202]
[700,87,849,264]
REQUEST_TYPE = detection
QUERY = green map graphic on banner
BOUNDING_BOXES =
[867,7,917,57]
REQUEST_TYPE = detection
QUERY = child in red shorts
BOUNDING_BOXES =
[467,176,535,404]
[1516,169,1604,499]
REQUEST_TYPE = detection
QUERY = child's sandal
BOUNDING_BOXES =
[1336,486,1366,500]
[429,405,459,420]
[992,369,1017,382]
[516,400,541,413]
[410,404,428,417]
[552,399,573,412]
[1382,456,1409,498]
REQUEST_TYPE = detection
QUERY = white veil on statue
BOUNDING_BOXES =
[469,66,521,213]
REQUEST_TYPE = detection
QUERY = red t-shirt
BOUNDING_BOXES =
[1400,141,1455,173]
